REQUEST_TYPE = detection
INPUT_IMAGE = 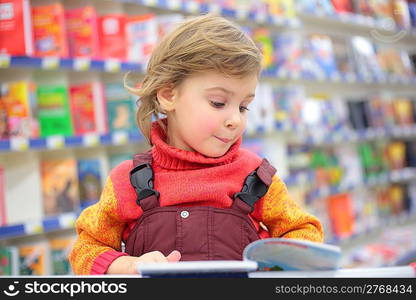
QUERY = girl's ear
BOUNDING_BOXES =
[157,83,177,112]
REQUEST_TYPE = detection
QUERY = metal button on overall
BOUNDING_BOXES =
[180,210,189,218]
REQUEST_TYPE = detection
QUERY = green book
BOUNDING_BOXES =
[36,85,73,137]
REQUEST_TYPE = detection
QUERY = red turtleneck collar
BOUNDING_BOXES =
[150,119,242,171]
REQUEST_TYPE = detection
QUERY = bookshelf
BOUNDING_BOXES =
[0,0,416,275]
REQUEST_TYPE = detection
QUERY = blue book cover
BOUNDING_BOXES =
[77,159,102,210]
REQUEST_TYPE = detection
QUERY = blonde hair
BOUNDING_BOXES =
[125,13,262,144]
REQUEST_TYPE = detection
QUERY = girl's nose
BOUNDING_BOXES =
[225,109,242,129]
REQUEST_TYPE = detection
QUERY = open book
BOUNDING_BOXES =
[135,238,342,276]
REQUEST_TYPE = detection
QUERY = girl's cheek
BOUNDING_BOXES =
[198,115,220,133]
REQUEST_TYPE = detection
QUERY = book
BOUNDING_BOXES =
[392,97,414,126]
[36,85,73,137]
[0,0,33,56]
[405,140,416,167]
[0,166,5,226]
[385,141,406,170]
[1,81,39,138]
[18,243,47,275]
[331,0,353,14]
[252,27,274,73]
[125,13,158,65]
[349,36,383,80]
[49,236,76,275]
[326,193,355,239]
[302,34,338,79]
[0,86,9,138]
[136,238,341,276]
[104,83,136,132]
[65,6,99,58]
[296,0,336,16]
[0,246,18,275]
[98,14,127,61]
[31,3,68,57]
[77,158,102,210]
[69,82,107,135]
[40,158,79,217]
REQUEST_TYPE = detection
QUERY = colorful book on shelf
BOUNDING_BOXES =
[364,94,386,128]
[331,0,354,14]
[273,33,303,77]
[346,99,369,130]
[77,158,102,210]
[0,246,18,275]
[0,0,33,56]
[0,88,9,138]
[1,80,39,138]
[65,6,99,58]
[98,14,127,61]
[349,36,383,80]
[49,236,75,275]
[357,142,384,179]
[36,84,73,137]
[302,34,338,79]
[136,238,342,276]
[252,27,274,72]
[385,141,407,170]
[368,0,395,21]
[40,158,79,217]
[331,35,355,78]
[104,83,136,132]
[326,192,355,239]
[69,82,107,135]
[296,0,336,15]
[409,2,416,27]
[335,143,364,188]
[405,140,416,167]
[18,243,47,275]
[392,0,412,29]
[267,0,297,18]
[352,0,376,17]
[392,97,414,126]
[125,13,158,65]
[0,166,5,226]
[31,3,68,57]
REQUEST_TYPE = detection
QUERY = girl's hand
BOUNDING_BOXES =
[106,250,181,274]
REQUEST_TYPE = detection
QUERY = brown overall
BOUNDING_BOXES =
[125,151,276,260]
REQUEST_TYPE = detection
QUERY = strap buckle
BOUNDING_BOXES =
[129,163,160,205]
[234,170,268,211]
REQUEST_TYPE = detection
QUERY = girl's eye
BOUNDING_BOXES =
[210,101,225,108]
[240,106,250,113]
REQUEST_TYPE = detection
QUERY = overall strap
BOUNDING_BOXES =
[232,158,277,214]
[130,150,160,211]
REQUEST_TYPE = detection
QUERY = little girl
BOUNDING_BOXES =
[69,14,324,275]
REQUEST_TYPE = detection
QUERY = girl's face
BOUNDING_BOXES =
[162,71,258,157]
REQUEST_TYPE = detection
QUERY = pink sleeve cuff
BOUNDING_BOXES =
[90,250,128,275]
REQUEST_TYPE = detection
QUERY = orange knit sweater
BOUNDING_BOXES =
[69,122,324,275]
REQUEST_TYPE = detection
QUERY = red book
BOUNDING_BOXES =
[0,0,33,55]
[65,6,99,58]
[331,0,353,14]
[69,82,107,135]
[98,14,127,61]
[31,3,68,57]
[327,193,355,239]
